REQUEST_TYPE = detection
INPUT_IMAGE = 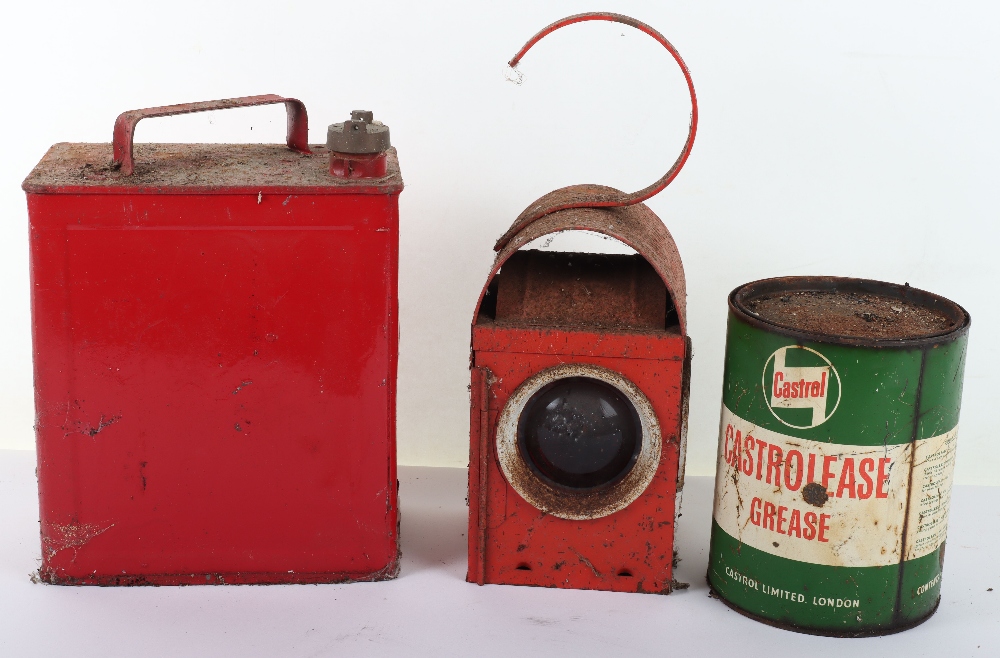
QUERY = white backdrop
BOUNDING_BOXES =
[2,1,997,484]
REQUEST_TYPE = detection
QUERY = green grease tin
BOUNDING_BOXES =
[708,276,969,636]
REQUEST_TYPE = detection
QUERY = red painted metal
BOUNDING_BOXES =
[468,13,695,594]
[329,151,388,179]
[23,96,403,585]
[468,205,691,594]
[468,332,688,593]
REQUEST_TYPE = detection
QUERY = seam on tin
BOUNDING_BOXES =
[894,347,929,625]
[671,336,693,588]
[477,366,492,586]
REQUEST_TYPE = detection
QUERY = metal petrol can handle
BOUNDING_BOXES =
[111,94,310,175]
[494,12,698,251]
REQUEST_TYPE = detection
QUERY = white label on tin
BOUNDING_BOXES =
[905,428,958,561]
[713,405,957,568]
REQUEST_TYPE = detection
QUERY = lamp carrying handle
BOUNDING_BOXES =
[494,13,698,251]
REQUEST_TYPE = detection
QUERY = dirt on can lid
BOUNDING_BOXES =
[745,290,953,339]
[732,277,968,343]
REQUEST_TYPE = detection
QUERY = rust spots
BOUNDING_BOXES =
[79,414,121,437]
[802,482,829,507]
[494,251,670,331]
[232,380,253,395]
[573,550,602,578]
[482,201,689,333]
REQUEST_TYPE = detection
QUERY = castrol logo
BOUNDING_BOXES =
[762,346,841,429]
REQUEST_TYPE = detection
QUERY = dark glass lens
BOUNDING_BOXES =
[517,376,642,490]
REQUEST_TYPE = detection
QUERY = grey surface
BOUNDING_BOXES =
[327,111,391,154]
[0,450,996,656]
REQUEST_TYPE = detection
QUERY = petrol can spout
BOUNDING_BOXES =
[327,110,391,178]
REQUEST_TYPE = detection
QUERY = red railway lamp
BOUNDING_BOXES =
[467,13,698,594]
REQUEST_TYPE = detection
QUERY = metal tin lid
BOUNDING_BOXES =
[326,111,390,154]
[730,276,970,348]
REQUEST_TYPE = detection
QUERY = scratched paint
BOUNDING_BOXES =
[24,95,404,586]
[708,276,970,636]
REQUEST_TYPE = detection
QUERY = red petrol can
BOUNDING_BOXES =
[22,95,403,585]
